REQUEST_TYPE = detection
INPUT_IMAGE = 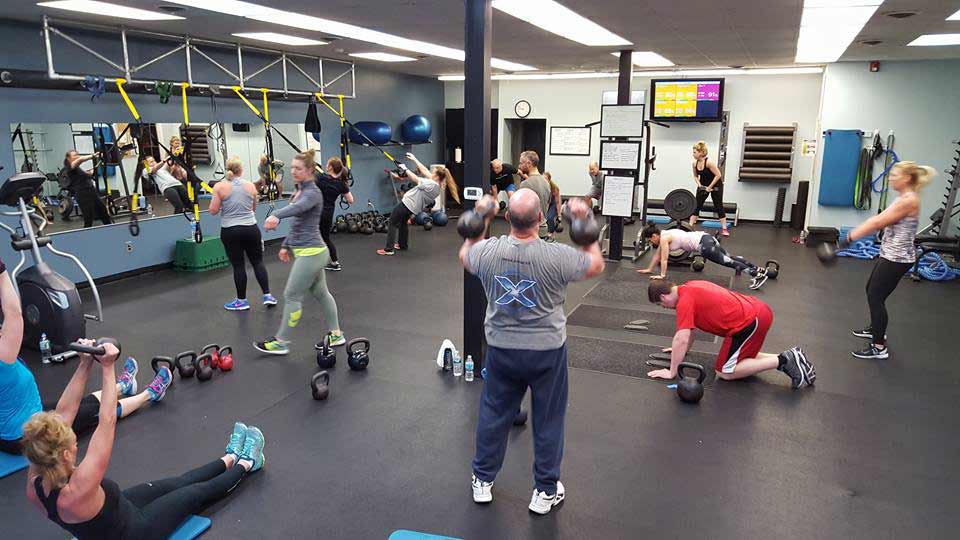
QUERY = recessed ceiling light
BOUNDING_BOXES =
[37,0,185,20]
[948,9,960,21]
[232,32,327,46]
[611,51,674,67]
[163,0,536,71]
[349,52,416,63]
[493,0,631,47]
[908,34,960,47]
[795,1,883,63]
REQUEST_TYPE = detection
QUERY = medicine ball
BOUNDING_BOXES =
[400,115,432,144]
[349,121,392,146]
[431,211,449,227]
[414,212,430,226]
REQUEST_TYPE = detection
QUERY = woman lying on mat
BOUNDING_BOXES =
[0,267,172,456]
[637,222,769,290]
[21,341,265,540]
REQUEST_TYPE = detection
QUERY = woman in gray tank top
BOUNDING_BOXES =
[210,157,274,311]
[838,161,934,359]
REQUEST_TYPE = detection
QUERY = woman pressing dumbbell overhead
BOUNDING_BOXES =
[255,149,345,356]
[315,156,354,271]
[0,264,172,456]
[637,223,769,290]
[379,152,459,256]
[21,339,265,540]
[689,141,729,236]
[818,161,933,360]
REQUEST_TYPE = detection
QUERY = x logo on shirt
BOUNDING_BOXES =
[494,275,537,308]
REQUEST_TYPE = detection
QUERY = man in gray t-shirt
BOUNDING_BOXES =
[459,189,604,514]
[517,150,552,230]
[587,161,604,205]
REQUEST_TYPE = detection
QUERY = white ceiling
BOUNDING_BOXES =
[1,0,959,77]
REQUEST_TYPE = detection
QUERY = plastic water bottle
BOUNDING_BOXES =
[465,355,474,382]
[40,333,52,364]
[453,351,463,377]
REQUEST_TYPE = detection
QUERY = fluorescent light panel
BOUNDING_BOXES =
[164,0,535,71]
[232,32,327,46]
[795,1,884,63]
[492,0,630,47]
[350,52,416,62]
[611,51,674,67]
[437,67,823,81]
[949,9,960,21]
[908,34,960,46]
[37,0,185,20]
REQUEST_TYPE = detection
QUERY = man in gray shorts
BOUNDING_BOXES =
[459,189,605,515]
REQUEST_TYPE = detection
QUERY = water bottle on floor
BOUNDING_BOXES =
[40,333,52,364]
[465,355,474,382]
[453,351,463,377]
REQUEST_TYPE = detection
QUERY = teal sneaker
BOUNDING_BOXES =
[118,357,138,396]
[240,426,266,472]
[225,422,248,457]
[253,338,289,355]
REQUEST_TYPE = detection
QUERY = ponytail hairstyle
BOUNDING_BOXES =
[640,220,661,241]
[326,156,344,178]
[294,149,318,171]
[693,140,708,157]
[544,172,560,195]
[225,156,243,180]
[21,412,77,490]
[893,160,936,191]
[432,165,461,204]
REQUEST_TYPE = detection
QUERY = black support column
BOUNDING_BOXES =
[606,50,633,260]
[463,0,492,366]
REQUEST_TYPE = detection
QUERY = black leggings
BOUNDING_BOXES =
[319,207,339,263]
[865,258,913,345]
[220,224,270,300]
[385,203,414,251]
[76,188,112,228]
[694,184,726,219]
[123,459,246,540]
[162,185,190,214]
[699,235,756,275]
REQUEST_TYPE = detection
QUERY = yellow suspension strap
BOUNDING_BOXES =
[262,88,279,203]
[181,82,203,242]
[112,79,141,236]
[315,92,397,164]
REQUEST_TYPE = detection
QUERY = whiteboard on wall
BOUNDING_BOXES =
[601,175,635,218]
[601,90,645,105]
[600,104,646,138]
[600,141,641,170]
[549,126,591,156]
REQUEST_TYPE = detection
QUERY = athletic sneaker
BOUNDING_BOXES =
[794,347,816,386]
[777,347,812,389]
[749,267,768,290]
[471,474,493,503]
[851,327,885,340]
[328,332,347,347]
[254,338,289,355]
[721,229,730,237]
[118,357,138,397]
[240,426,266,472]
[529,481,565,515]
[324,262,342,271]
[377,249,395,256]
[224,298,251,311]
[225,422,248,457]
[852,343,889,360]
[263,294,278,308]
[146,367,172,402]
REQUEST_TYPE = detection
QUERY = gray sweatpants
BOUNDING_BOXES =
[276,249,340,342]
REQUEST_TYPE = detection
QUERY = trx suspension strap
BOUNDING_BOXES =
[261,88,280,205]
[315,93,401,166]
[110,79,142,236]
[232,86,310,160]
[181,82,203,242]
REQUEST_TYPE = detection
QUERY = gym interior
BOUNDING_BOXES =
[1,1,959,539]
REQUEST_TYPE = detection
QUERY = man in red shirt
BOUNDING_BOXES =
[647,280,815,389]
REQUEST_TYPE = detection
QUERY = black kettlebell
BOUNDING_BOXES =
[175,351,197,378]
[361,220,374,234]
[457,210,486,239]
[676,362,705,404]
[336,216,348,233]
[691,256,705,272]
[513,409,528,426]
[816,242,838,266]
[765,259,780,279]
[562,205,600,246]
[348,219,359,234]
[193,353,214,382]
[554,216,564,233]
[311,371,330,400]
[346,337,371,371]
[422,215,433,231]
[317,335,337,369]
[151,356,174,376]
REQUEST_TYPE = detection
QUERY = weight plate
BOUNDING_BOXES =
[664,189,697,222]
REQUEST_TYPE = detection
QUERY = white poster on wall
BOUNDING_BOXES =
[602,175,635,218]
[600,141,641,170]
[549,126,591,156]
[600,104,645,138]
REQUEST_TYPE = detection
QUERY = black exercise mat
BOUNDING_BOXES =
[567,304,714,342]
[608,266,733,287]
[566,335,717,386]
[585,270,732,306]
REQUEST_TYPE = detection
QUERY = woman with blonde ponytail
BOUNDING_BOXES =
[839,160,932,359]
[690,141,729,235]
[380,152,458,255]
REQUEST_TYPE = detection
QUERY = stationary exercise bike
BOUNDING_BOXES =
[0,172,103,358]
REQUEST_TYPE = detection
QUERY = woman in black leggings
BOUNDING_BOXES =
[21,341,265,540]
[688,141,729,236]
[315,157,353,271]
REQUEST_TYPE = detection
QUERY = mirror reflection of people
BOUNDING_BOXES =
[256,155,284,197]
[143,156,189,215]
[315,157,354,271]
[490,159,518,211]
[543,172,562,242]
[689,141,728,236]
[380,153,459,256]
[517,151,552,237]
[63,150,112,228]
[586,162,603,208]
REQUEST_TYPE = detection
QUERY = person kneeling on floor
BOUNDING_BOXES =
[646,279,816,389]
[21,340,265,540]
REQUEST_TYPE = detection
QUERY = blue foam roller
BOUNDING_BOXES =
[349,121,392,146]
[647,216,670,225]
[389,531,463,540]
[0,452,28,478]
[701,220,723,229]
[400,115,432,144]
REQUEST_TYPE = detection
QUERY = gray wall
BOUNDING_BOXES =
[0,19,444,282]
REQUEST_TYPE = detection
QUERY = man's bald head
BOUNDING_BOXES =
[588,162,600,176]
[491,159,503,174]
[506,188,542,232]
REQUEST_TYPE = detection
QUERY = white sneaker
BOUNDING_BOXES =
[472,474,493,503]
[528,481,565,515]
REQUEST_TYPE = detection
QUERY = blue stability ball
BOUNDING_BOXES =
[414,212,430,226]
[431,211,449,226]
[401,115,432,143]
[311,132,322,143]
[349,121,392,146]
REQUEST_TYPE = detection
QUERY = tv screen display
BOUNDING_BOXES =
[650,79,724,122]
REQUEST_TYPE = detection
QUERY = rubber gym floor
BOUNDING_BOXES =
[2,221,958,539]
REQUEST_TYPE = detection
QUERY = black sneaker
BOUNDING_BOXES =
[777,347,811,389]
[851,327,885,340]
[794,347,816,386]
[749,267,768,290]
[852,344,889,360]
[324,262,342,271]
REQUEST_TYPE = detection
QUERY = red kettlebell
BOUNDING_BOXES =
[201,344,221,370]
[218,346,234,372]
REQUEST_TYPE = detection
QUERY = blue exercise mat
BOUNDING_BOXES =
[647,215,725,229]
[389,530,463,540]
[0,451,28,478]
[73,515,210,540]
[818,129,863,207]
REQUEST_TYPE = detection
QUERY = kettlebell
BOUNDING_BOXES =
[765,260,780,279]
[218,346,234,372]
[201,344,221,369]
[513,409,528,426]
[816,242,838,266]
[562,205,600,246]
[193,353,214,382]
[175,351,197,378]
[311,371,330,400]
[691,256,705,272]
[360,220,374,234]
[346,337,371,371]
[676,362,706,404]
[151,356,174,377]
[348,218,359,233]
[423,216,433,231]
[317,335,337,369]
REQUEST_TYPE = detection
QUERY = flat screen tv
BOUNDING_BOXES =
[650,78,725,122]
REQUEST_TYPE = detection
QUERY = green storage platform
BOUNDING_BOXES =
[173,237,229,272]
